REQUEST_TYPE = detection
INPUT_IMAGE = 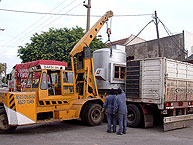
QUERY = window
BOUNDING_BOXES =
[114,66,119,79]
[114,65,126,80]
[26,73,32,88]
[121,67,126,79]
[47,70,62,96]
[32,72,41,88]
[50,73,58,85]
[63,72,74,84]
[41,72,47,90]
[63,71,74,94]
[26,71,41,88]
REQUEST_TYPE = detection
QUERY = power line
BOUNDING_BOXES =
[2,0,69,47]
[125,19,154,45]
[115,14,153,17]
[0,0,80,53]
[158,18,187,54]
[0,0,82,53]
[0,13,154,49]
[0,6,153,49]
[7,0,79,46]
[12,2,82,47]
[0,8,153,17]
[0,44,15,47]
[0,8,84,16]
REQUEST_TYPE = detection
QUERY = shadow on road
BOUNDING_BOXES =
[0,119,91,135]
[1,120,190,135]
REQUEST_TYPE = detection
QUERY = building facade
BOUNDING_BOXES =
[110,31,193,61]
[126,33,186,61]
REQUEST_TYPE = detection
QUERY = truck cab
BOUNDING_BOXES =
[24,64,76,99]
[0,62,104,132]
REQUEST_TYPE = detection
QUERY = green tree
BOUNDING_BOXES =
[2,76,7,84]
[0,63,7,75]
[17,27,107,66]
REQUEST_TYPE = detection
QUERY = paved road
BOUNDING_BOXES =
[0,120,193,145]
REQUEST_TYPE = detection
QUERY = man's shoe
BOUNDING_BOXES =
[123,131,126,134]
[116,132,123,135]
[113,131,116,133]
[107,130,112,133]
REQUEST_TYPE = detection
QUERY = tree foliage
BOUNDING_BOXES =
[0,63,7,75]
[2,76,7,84]
[17,27,107,66]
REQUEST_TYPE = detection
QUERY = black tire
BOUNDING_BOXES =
[0,108,17,133]
[80,104,90,124]
[85,104,104,126]
[127,104,142,128]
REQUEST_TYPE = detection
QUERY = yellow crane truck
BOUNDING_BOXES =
[0,11,113,132]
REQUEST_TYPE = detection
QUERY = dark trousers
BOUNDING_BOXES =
[117,113,127,134]
[107,113,117,132]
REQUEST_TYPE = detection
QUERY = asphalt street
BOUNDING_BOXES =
[0,120,193,145]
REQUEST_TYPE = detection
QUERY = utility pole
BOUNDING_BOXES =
[154,11,161,57]
[83,0,91,32]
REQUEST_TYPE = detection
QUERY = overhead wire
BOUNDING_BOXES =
[0,6,154,49]
[8,0,79,46]
[0,8,153,17]
[158,18,187,54]
[0,13,153,48]
[0,0,80,52]
[2,0,69,47]
[12,1,83,47]
[115,14,153,17]
[125,19,154,45]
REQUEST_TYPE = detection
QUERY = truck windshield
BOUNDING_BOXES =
[26,71,41,88]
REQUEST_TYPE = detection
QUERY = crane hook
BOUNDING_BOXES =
[107,28,111,41]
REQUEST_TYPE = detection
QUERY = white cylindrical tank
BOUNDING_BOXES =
[93,47,126,92]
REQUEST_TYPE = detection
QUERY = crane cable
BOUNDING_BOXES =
[105,17,113,57]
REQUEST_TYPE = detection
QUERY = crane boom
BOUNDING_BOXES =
[70,11,113,57]
[70,10,113,98]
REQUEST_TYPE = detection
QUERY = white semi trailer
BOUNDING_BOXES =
[94,47,193,131]
[126,57,193,131]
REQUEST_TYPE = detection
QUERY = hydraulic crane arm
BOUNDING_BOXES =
[69,10,113,98]
[70,11,113,57]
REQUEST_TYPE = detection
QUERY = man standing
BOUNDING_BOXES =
[114,88,127,135]
[103,89,117,133]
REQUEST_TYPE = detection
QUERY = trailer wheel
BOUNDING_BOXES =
[127,104,142,128]
[85,104,104,126]
[0,108,17,132]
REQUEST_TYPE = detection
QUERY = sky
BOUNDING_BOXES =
[0,0,193,73]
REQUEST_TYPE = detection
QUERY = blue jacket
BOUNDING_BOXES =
[103,94,116,114]
[114,91,127,114]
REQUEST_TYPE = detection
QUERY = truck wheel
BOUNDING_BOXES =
[127,104,142,128]
[0,108,17,132]
[80,104,89,124]
[85,104,104,126]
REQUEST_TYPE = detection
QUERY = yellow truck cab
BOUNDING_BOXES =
[0,63,104,132]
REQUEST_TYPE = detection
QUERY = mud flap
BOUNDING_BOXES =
[144,114,153,128]
[141,104,153,128]
[164,114,193,131]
